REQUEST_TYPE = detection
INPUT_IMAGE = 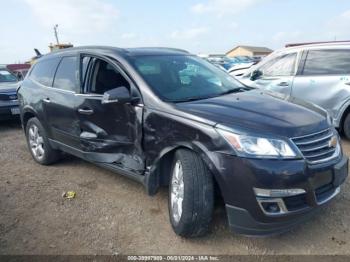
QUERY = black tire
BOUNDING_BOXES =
[168,149,214,237]
[343,113,350,140]
[25,117,60,165]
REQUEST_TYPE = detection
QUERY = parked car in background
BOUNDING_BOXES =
[227,56,260,77]
[18,46,347,237]
[233,55,254,63]
[7,64,31,80]
[228,61,255,77]
[251,56,263,63]
[204,55,236,70]
[0,66,20,120]
[201,55,255,77]
[239,41,350,139]
[200,55,251,71]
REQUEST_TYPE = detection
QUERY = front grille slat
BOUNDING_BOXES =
[292,129,338,164]
[300,143,330,152]
[293,133,333,146]
[304,148,335,159]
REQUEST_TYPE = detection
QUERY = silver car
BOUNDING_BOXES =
[239,42,350,139]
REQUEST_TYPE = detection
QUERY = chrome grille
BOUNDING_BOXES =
[292,129,338,164]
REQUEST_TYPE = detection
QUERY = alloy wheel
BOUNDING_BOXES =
[28,124,45,161]
[170,160,185,224]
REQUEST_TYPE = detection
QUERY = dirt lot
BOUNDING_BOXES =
[0,119,350,255]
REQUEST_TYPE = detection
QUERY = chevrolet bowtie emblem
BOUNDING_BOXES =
[329,136,338,148]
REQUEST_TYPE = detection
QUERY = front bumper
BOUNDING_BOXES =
[211,152,348,236]
[0,100,20,120]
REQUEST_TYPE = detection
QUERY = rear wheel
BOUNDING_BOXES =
[343,113,350,140]
[168,149,214,237]
[25,117,60,165]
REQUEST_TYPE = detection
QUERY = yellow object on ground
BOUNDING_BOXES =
[62,191,76,199]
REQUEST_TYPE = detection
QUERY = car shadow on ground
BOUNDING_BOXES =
[0,118,22,132]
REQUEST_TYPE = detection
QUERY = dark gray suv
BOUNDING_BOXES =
[17,46,348,237]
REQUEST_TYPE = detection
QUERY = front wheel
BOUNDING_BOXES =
[168,149,214,237]
[343,113,350,140]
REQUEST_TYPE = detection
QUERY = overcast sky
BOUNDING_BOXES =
[1,0,350,63]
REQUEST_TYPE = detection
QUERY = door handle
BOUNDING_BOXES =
[42,98,51,103]
[277,82,289,87]
[80,131,97,139]
[78,108,94,115]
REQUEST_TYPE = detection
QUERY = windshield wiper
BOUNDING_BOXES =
[218,86,251,96]
[170,96,213,103]
[169,86,254,103]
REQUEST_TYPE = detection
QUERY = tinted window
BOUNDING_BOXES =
[303,50,350,75]
[0,69,18,83]
[53,56,78,92]
[260,53,297,76]
[30,58,60,86]
[130,55,243,102]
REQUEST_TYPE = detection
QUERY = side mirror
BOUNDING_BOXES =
[250,70,262,81]
[102,86,131,104]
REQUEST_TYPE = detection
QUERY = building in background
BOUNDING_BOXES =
[48,43,73,52]
[226,45,273,57]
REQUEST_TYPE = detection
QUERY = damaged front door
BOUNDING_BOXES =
[77,54,145,174]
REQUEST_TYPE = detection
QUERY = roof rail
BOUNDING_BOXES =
[285,40,350,48]
[153,47,190,53]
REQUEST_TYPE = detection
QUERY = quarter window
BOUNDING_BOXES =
[53,56,78,92]
[260,53,297,77]
[302,50,350,75]
[30,58,60,86]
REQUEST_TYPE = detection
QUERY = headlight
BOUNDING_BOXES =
[217,128,297,158]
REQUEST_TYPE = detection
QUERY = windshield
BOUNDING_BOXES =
[0,69,18,83]
[130,55,244,102]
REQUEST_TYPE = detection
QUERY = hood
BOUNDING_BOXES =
[0,81,19,92]
[175,89,329,138]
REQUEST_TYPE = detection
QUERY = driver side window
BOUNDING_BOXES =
[82,56,130,95]
[259,53,297,77]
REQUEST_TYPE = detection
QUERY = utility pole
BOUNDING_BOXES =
[54,24,59,45]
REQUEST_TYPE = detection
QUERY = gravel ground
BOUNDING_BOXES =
[0,119,349,255]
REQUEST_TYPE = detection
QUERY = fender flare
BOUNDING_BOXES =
[336,99,350,129]
[21,105,38,128]
[144,141,221,196]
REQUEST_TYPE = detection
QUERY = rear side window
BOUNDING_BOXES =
[302,50,350,75]
[30,58,60,86]
[53,56,78,92]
